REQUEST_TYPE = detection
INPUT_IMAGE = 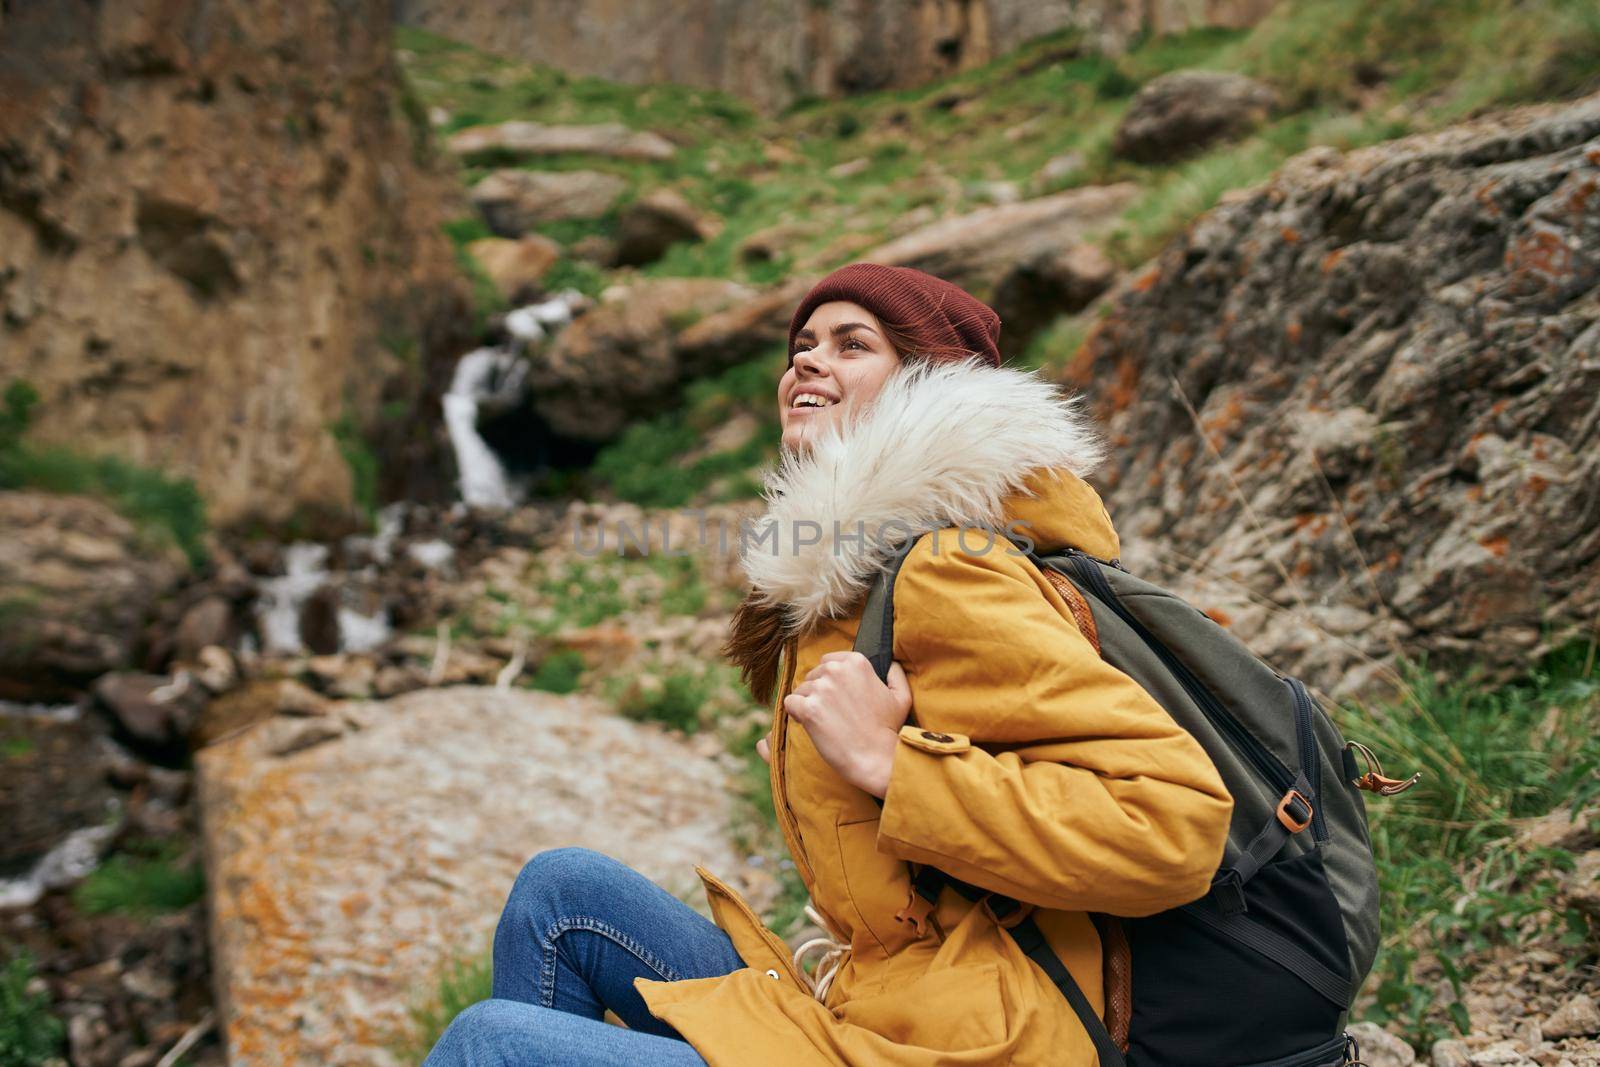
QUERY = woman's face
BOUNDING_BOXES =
[779,300,902,454]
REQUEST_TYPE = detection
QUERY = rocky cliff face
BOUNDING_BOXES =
[395,0,1279,113]
[0,0,472,535]
[1069,92,1600,697]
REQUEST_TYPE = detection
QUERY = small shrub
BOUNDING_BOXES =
[1094,64,1140,99]
[72,840,204,918]
[528,649,587,694]
[616,668,717,734]
[0,953,62,1067]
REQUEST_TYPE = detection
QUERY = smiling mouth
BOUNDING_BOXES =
[790,392,838,410]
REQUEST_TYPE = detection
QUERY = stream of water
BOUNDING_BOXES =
[443,289,587,509]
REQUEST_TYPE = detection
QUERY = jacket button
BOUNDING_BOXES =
[765,969,782,980]
[921,730,955,743]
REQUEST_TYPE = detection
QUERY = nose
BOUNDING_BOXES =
[792,346,827,377]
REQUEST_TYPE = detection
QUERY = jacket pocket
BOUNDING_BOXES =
[835,815,916,956]
[834,961,1011,1052]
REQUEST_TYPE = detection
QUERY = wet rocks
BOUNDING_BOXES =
[1070,90,1600,697]
[447,119,677,161]
[0,707,118,903]
[0,492,188,699]
[1112,69,1279,162]
[197,686,741,1065]
[470,169,630,236]
[91,673,207,762]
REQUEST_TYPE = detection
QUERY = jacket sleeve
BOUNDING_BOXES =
[875,532,1234,917]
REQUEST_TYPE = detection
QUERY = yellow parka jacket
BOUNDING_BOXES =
[637,360,1235,1065]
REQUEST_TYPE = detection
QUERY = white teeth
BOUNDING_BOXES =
[793,393,834,408]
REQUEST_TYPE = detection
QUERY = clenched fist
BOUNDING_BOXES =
[779,651,912,798]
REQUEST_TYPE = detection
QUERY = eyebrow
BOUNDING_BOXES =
[793,321,881,344]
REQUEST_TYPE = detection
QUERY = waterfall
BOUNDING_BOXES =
[252,542,392,656]
[443,289,588,508]
[256,543,333,655]
[443,347,526,509]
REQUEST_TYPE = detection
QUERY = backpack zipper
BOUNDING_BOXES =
[1285,676,1329,841]
[1055,551,1297,797]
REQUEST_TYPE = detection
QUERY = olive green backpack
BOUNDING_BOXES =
[853,535,1416,1067]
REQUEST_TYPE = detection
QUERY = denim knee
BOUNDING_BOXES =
[427,1000,526,1066]
[500,848,619,935]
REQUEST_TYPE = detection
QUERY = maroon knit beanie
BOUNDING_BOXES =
[786,262,1002,367]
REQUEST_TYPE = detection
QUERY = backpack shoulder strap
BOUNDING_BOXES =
[851,535,922,683]
[852,534,1128,1065]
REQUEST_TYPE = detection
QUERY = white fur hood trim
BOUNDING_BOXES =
[741,357,1106,632]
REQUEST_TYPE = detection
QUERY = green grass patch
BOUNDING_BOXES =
[589,356,782,508]
[440,217,508,331]
[396,26,758,138]
[329,411,380,525]
[72,839,205,919]
[392,949,493,1064]
[613,666,720,734]
[1343,640,1600,1046]
[1236,0,1600,115]
[1,736,36,761]
[0,952,62,1067]
[0,380,208,569]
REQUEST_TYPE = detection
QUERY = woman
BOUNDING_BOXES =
[425,262,1234,1066]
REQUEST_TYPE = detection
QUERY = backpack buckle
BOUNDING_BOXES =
[1276,789,1314,833]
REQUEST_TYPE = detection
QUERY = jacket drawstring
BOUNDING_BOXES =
[791,901,851,1004]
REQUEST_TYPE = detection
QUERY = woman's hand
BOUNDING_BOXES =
[779,651,912,798]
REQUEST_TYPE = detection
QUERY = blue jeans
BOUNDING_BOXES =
[422,848,745,1066]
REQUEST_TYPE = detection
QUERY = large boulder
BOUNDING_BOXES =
[0,0,473,535]
[674,275,813,372]
[197,686,741,1065]
[611,189,720,267]
[470,169,629,237]
[861,183,1137,299]
[992,243,1117,358]
[1112,70,1279,163]
[1067,91,1600,697]
[526,278,754,439]
[466,235,563,302]
[447,120,677,161]
[0,492,188,698]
